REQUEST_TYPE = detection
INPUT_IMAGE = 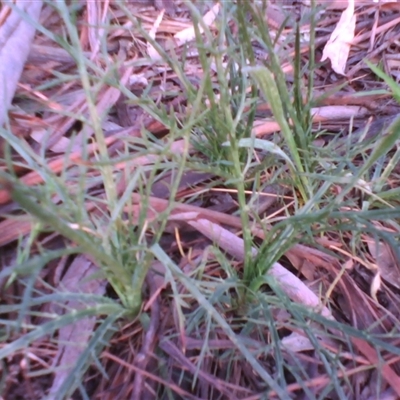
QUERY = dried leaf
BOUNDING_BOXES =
[48,256,107,396]
[321,0,356,75]
[285,251,316,281]
[0,216,33,246]
[147,9,165,61]
[0,1,43,127]
[351,336,400,397]
[174,3,220,47]
[368,239,400,289]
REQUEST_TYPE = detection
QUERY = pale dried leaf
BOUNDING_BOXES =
[48,256,107,397]
[147,9,165,61]
[86,0,108,59]
[281,332,315,352]
[321,0,356,75]
[370,271,381,302]
[174,3,220,47]
[280,330,338,354]
[0,1,43,127]
[311,106,368,120]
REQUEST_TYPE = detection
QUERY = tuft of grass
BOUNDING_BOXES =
[2,1,400,398]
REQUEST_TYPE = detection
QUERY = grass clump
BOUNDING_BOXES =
[2,1,400,399]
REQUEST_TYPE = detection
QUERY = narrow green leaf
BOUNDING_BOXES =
[0,305,124,360]
[233,138,295,169]
[151,243,289,399]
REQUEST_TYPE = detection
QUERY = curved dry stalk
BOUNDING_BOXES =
[187,218,334,320]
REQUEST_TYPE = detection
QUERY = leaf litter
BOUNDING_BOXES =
[2,0,400,399]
